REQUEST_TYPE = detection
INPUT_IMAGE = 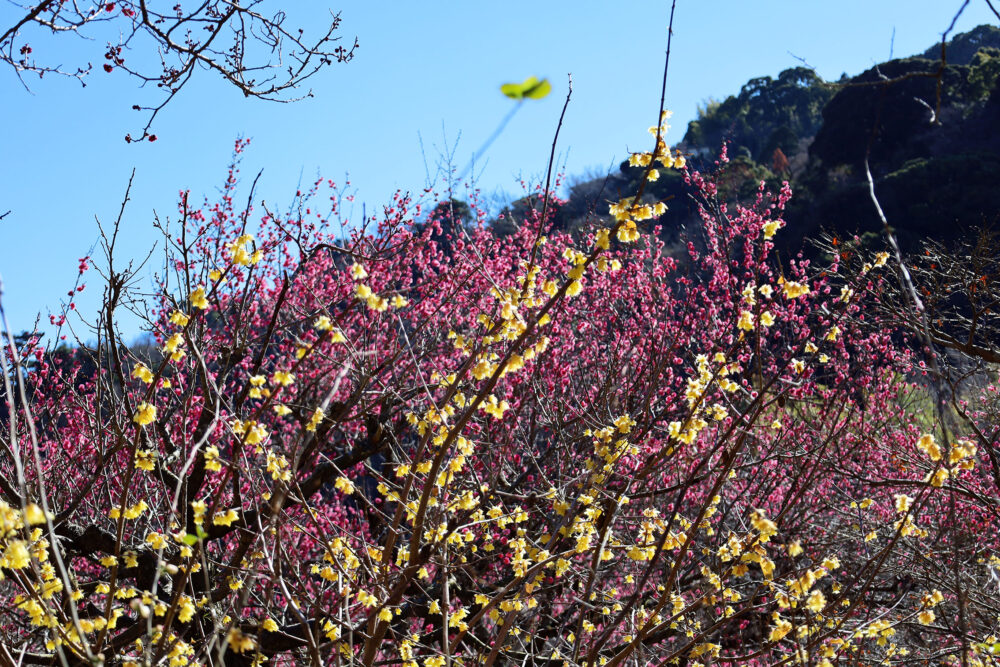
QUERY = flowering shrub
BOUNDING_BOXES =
[2,118,999,666]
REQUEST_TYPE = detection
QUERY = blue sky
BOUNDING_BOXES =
[1,1,996,341]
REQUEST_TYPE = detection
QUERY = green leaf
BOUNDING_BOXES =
[523,78,552,99]
[501,77,551,101]
[182,526,209,545]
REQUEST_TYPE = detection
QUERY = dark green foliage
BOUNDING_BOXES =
[681,67,834,164]
[919,24,1000,65]
[487,25,1000,257]
[809,57,973,168]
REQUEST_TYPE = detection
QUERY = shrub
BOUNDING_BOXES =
[2,121,998,667]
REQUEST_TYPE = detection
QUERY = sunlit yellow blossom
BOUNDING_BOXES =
[213,509,239,526]
[169,310,190,326]
[123,500,148,520]
[272,370,295,386]
[617,220,639,243]
[334,477,355,495]
[164,333,184,361]
[23,503,46,526]
[227,628,256,653]
[349,263,368,280]
[752,510,778,541]
[203,446,223,472]
[243,421,269,445]
[3,541,31,568]
[189,286,209,310]
[307,407,324,431]
[894,494,913,513]
[366,294,389,311]
[134,449,156,471]
[806,590,826,613]
[927,468,949,487]
[131,363,154,383]
[762,221,783,239]
[783,281,810,299]
[768,615,792,642]
[133,402,156,426]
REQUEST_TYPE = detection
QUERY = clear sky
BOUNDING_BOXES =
[1,1,997,342]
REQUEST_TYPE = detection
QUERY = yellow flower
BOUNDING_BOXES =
[306,407,324,432]
[738,311,754,331]
[23,503,47,526]
[927,468,949,487]
[349,263,368,280]
[910,433,940,461]
[335,477,355,495]
[164,332,184,354]
[392,294,409,308]
[806,590,826,613]
[782,281,810,299]
[135,449,156,471]
[203,446,223,472]
[616,220,640,243]
[366,294,389,312]
[768,615,792,642]
[213,509,240,526]
[894,494,913,513]
[123,500,148,519]
[189,286,209,310]
[169,310,190,327]
[131,363,154,384]
[133,402,157,426]
[3,541,31,568]
[918,609,935,625]
[227,628,256,653]
[762,221,783,239]
[760,311,775,327]
[752,510,778,541]
[314,315,333,331]
[272,370,295,386]
[178,596,196,623]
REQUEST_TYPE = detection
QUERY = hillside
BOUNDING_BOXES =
[487,24,1000,256]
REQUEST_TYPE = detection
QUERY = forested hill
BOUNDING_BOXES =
[489,24,1000,255]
